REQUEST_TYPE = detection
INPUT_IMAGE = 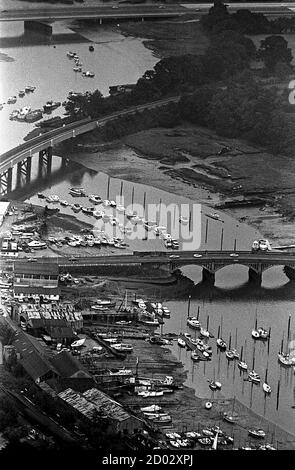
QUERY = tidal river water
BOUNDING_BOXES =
[1,19,294,438]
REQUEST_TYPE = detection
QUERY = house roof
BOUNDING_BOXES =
[83,388,131,422]
[50,351,91,379]
[14,262,59,276]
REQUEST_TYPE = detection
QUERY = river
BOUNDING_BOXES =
[1,18,294,439]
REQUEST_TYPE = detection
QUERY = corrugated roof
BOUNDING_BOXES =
[83,388,130,422]
[14,262,59,275]
[58,388,97,420]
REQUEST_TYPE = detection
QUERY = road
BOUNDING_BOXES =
[1,2,295,22]
[0,96,180,175]
[0,4,188,22]
[13,250,295,269]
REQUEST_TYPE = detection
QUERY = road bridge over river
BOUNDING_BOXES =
[14,250,295,285]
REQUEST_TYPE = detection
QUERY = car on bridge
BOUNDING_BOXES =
[169,255,180,259]
[193,254,202,258]
[230,253,239,257]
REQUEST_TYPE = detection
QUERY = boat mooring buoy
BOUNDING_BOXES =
[205,402,213,410]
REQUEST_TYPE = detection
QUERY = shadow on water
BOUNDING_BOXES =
[7,159,98,201]
[0,31,90,49]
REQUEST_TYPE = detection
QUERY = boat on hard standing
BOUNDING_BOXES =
[69,187,86,197]
[89,194,102,204]
[248,429,266,439]
[223,412,239,424]
[191,350,200,362]
[72,203,82,212]
[82,207,94,215]
[60,200,70,206]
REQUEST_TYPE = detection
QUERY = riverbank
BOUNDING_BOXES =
[119,16,208,58]
[62,122,295,247]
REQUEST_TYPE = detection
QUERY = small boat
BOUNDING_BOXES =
[72,203,82,212]
[46,195,55,203]
[18,90,25,97]
[51,195,59,203]
[89,45,94,52]
[93,210,104,218]
[43,100,61,112]
[60,200,70,206]
[178,338,186,348]
[278,352,294,366]
[27,240,47,249]
[82,207,94,215]
[209,380,222,391]
[38,193,45,199]
[252,327,269,340]
[69,187,86,197]
[200,327,210,338]
[198,437,212,446]
[109,200,116,207]
[7,96,17,104]
[207,212,220,220]
[238,361,248,371]
[223,412,239,424]
[25,85,36,92]
[263,383,271,394]
[170,440,180,448]
[111,343,133,353]
[89,194,102,204]
[73,67,82,72]
[248,370,261,384]
[103,199,111,206]
[152,415,172,424]
[140,405,161,413]
[225,350,235,360]
[85,71,95,77]
[216,338,227,350]
[187,316,201,329]
[248,429,266,439]
[191,350,200,362]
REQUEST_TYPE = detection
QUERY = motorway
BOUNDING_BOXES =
[12,250,295,269]
[0,96,179,175]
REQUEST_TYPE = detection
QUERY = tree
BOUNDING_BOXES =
[258,35,293,72]
[179,86,216,126]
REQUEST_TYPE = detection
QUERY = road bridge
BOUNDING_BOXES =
[14,251,295,285]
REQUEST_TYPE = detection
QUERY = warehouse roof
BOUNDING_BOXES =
[83,388,131,422]
[14,286,60,295]
[14,261,59,276]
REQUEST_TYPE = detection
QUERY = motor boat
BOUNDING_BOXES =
[25,85,36,92]
[248,429,266,439]
[191,350,200,362]
[248,370,261,384]
[187,316,201,329]
[178,337,186,348]
[27,240,47,249]
[93,210,104,218]
[262,382,271,394]
[226,350,235,360]
[216,338,227,350]
[82,207,94,215]
[198,438,212,446]
[209,380,222,391]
